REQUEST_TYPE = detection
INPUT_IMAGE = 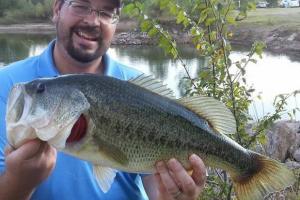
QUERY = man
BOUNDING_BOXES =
[0,0,206,199]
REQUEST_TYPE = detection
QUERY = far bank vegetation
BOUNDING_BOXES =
[0,0,52,24]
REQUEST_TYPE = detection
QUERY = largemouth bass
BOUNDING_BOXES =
[6,74,295,200]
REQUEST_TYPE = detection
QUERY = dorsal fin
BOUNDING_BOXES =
[177,96,236,135]
[129,74,175,99]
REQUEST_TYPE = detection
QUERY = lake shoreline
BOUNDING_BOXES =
[0,22,299,61]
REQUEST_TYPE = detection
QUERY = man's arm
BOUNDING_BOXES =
[142,154,206,200]
[0,140,57,200]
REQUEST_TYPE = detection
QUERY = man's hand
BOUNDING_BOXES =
[143,154,206,200]
[1,139,56,200]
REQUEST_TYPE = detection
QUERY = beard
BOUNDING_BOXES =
[57,23,107,63]
[66,38,102,63]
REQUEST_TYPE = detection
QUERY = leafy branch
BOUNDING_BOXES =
[122,0,299,199]
[123,1,198,89]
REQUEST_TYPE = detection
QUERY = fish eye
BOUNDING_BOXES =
[36,83,46,93]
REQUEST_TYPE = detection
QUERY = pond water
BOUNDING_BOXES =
[0,34,299,120]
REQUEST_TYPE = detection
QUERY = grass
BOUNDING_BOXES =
[237,7,300,30]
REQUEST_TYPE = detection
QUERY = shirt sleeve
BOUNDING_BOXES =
[0,96,7,173]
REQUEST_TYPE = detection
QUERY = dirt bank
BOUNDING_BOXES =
[230,25,300,62]
[0,18,299,61]
[0,24,55,34]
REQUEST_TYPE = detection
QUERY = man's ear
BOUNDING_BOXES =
[52,0,63,23]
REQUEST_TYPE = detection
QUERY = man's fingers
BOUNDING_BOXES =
[167,158,196,196]
[155,161,181,197]
[9,139,42,161]
[36,143,57,165]
[154,173,168,193]
[30,143,57,175]
[4,146,13,156]
[189,154,206,187]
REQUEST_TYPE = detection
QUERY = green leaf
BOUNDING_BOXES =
[135,2,144,11]
[159,0,169,9]
[242,78,246,84]
[176,10,186,24]
[205,17,216,26]
[140,20,152,32]
[198,11,208,24]
[170,4,178,15]
[148,27,159,37]
[122,3,137,16]
[258,134,267,145]
[226,16,236,24]
[209,31,217,41]
[236,62,241,69]
[190,27,198,35]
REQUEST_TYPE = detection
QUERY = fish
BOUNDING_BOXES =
[6,74,295,200]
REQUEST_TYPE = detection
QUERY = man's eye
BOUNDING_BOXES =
[73,5,89,13]
[100,11,113,18]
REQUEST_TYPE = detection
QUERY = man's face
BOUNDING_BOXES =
[53,0,119,63]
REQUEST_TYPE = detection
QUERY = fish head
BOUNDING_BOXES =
[6,77,91,149]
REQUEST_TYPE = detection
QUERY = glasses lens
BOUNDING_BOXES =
[69,2,90,17]
[99,11,119,24]
[67,1,119,24]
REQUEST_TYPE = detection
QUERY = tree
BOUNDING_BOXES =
[0,0,18,17]
[123,0,298,199]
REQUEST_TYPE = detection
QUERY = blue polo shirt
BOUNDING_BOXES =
[0,40,148,200]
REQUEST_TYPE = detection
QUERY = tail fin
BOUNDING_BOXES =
[230,151,295,200]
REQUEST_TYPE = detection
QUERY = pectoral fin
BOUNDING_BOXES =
[93,165,118,193]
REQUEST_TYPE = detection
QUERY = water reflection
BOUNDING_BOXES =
[109,47,300,119]
[109,45,208,97]
[0,34,299,119]
[0,34,54,65]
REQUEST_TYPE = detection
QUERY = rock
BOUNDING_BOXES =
[293,149,300,162]
[264,121,300,162]
[285,160,300,169]
[112,31,154,45]
[287,33,297,41]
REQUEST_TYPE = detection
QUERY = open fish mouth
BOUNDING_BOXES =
[6,84,68,148]
[46,114,86,150]
[66,114,88,143]
[6,83,91,149]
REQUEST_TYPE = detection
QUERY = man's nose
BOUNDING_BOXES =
[83,11,101,26]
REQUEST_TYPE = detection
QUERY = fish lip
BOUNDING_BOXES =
[7,84,24,116]
[6,84,34,147]
[6,84,33,125]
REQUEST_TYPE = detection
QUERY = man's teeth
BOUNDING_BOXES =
[78,31,96,41]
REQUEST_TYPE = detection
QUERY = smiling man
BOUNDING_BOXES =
[0,0,206,199]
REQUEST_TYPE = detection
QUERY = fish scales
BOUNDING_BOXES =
[64,75,253,172]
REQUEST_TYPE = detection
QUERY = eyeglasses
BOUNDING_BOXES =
[64,0,120,24]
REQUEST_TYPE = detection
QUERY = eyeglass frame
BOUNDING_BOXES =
[63,0,120,24]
